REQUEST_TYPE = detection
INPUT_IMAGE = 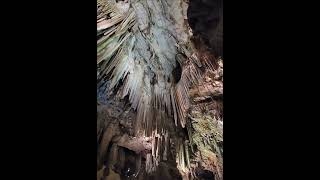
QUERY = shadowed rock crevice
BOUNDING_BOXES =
[188,0,223,57]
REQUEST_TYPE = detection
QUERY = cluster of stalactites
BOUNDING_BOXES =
[97,0,217,175]
[145,129,169,173]
[175,137,196,180]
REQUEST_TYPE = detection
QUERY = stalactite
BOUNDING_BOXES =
[185,140,191,169]
[97,0,221,177]
[163,131,168,161]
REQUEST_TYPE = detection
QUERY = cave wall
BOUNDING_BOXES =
[97,0,223,179]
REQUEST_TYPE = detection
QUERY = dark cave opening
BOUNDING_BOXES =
[187,0,223,57]
[196,169,215,180]
[172,60,182,83]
